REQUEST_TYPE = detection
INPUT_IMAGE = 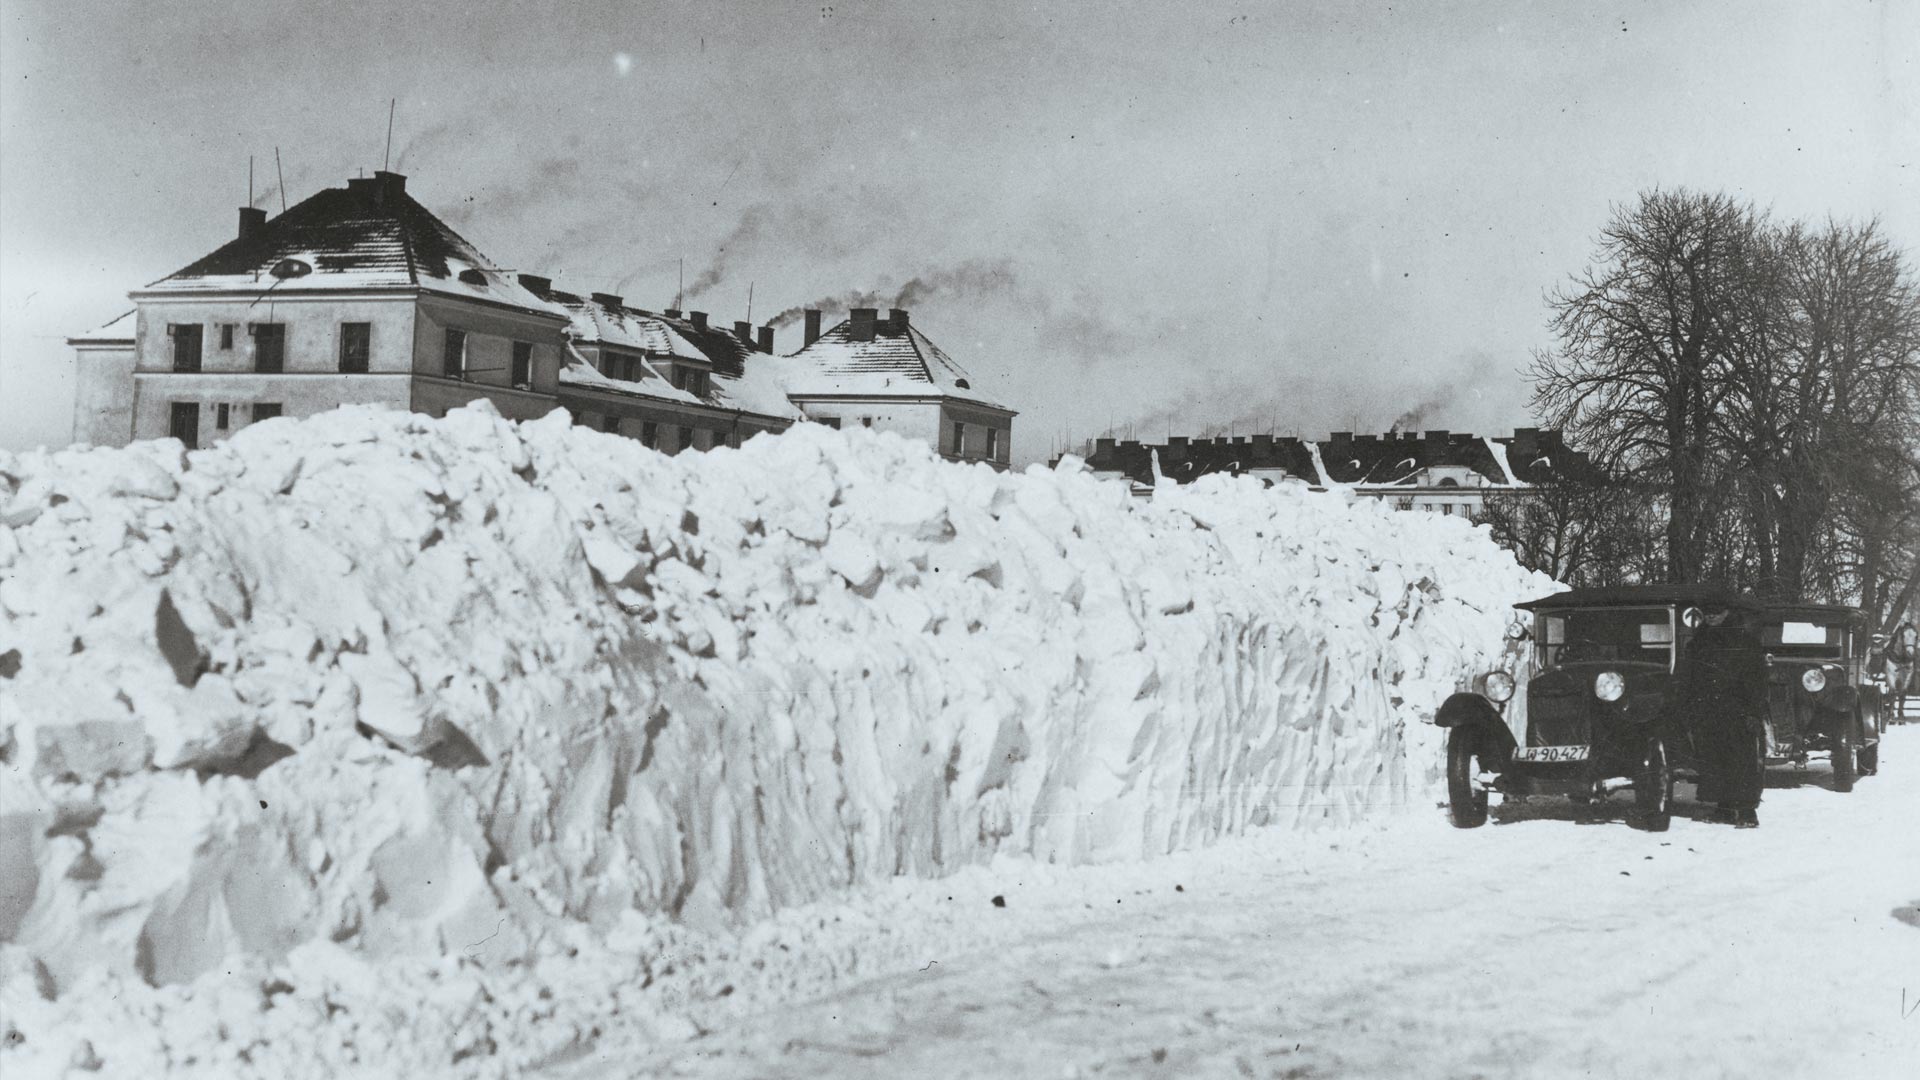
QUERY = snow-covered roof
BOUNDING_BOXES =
[537,287,802,421]
[133,173,565,319]
[67,310,135,345]
[776,313,1014,413]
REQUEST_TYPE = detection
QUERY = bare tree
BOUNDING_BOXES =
[1529,191,1770,584]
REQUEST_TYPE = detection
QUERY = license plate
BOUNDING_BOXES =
[1512,745,1590,763]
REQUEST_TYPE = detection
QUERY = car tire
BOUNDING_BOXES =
[1857,711,1879,777]
[1447,727,1488,829]
[1635,735,1671,832]
[1830,713,1857,793]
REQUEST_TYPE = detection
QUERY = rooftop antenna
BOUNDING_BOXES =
[248,155,254,208]
[676,258,684,309]
[746,281,754,323]
[274,147,287,214]
[383,99,396,172]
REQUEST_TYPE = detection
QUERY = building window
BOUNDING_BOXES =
[339,323,371,373]
[443,329,466,379]
[641,421,658,448]
[952,421,966,456]
[250,323,285,372]
[169,402,199,448]
[253,403,283,422]
[216,403,231,430]
[620,357,643,382]
[1393,497,1413,510]
[1441,504,1454,516]
[219,324,234,350]
[820,417,842,430]
[602,414,621,434]
[986,427,998,458]
[677,426,694,452]
[170,324,202,372]
[511,342,533,389]
[862,417,874,428]
[726,430,741,449]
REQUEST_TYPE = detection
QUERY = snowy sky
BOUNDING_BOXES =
[2,0,1915,464]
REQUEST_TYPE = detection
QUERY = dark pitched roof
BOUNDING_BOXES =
[1495,428,1604,484]
[778,312,1012,412]
[138,172,561,317]
[1080,435,1318,487]
[1315,431,1507,486]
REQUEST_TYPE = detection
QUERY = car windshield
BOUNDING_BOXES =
[1758,618,1845,660]
[1536,607,1673,669]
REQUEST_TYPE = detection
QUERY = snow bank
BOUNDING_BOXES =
[0,403,1551,1075]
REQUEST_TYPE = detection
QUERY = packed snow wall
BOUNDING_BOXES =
[1,404,1552,1066]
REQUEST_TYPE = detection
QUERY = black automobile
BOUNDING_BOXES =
[1437,585,1765,832]
[1755,604,1883,790]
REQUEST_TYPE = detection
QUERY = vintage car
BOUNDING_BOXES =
[1437,584,1767,832]
[1754,604,1883,790]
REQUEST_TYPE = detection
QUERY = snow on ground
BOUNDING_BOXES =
[560,733,1920,1080]
[0,403,1549,1077]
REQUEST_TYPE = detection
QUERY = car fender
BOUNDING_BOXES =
[1435,693,1520,759]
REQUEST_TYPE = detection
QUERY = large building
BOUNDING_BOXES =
[1065,427,1595,514]
[776,307,1014,469]
[67,170,1015,468]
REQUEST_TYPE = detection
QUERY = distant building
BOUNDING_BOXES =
[1064,428,1595,514]
[66,169,1013,464]
[776,307,1016,470]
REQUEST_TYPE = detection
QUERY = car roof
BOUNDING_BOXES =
[1514,584,1762,612]
[1758,603,1867,624]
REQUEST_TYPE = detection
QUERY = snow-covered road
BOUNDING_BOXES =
[563,728,1920,1080]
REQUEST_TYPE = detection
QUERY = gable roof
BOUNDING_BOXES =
[776,313,1013,413]
[134,173,563,319]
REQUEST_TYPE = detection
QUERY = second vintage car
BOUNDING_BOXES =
[1754,603,1883,790]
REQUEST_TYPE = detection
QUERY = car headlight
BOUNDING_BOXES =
[1484,671,1515,703]
[1801,668,1827,693]
[1595,671,1626,702]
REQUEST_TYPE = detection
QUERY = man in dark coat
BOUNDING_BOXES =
[1674,606,1769,827]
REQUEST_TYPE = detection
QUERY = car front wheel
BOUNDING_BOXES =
[1635,735,1671,832]
[1830,713,1858,792]
[1857,710,1878,777]
[1447,727,1489,829]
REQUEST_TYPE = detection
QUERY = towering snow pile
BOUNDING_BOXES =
[0,404,1551,1074]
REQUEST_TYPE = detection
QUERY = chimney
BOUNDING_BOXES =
[1094,437,1116,458]
[374,170,407,207]
[591,292,624,308]
[689,311,708,330]
[664,308,682,319]
[803,309,822,346]
[734,320,753,345]
[517,273,552,294]
[1330,431,1353,444]
[888,308,909,334]
[757,325,774,353]
[238,206,268,241]
[849,308,878,342]
[1424,429,1450,443]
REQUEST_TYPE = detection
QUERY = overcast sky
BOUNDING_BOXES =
[3,0,1915,464]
